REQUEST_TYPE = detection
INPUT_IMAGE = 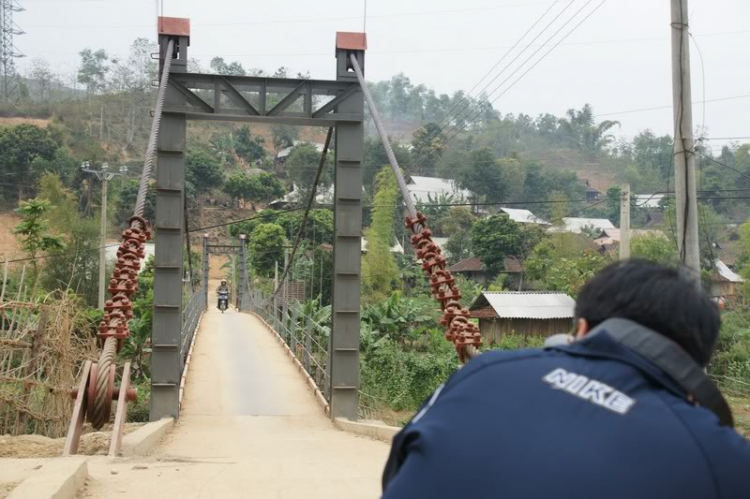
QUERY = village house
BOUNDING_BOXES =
[548,217,615,235]
[448,256,525,289]
[469,291,576,343]
[405,175,473,204]
[710,260,745,308]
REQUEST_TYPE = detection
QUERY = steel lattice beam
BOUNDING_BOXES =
[163,72,363,126]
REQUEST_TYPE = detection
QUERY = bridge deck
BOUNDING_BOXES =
[81,301,389,498]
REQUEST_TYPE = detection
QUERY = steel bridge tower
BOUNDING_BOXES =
[0,0,24,103]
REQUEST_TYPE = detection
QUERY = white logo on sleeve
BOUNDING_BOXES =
[543,368,635,415]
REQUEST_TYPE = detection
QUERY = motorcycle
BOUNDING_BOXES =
[218,291,229,313]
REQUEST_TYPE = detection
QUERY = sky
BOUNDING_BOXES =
[12,0,750,150]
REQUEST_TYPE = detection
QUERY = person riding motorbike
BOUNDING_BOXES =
[217,279,230,310]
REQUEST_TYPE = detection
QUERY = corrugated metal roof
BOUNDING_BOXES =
[406,175,473,203]
[549,217,615,234]
[716,260,744,283]
[449,257,483,273]
[500,207,549,225]
[470,292,575,319]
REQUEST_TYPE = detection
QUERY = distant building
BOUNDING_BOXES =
[405,175,473,204]
[447,256,525,288]
[634,194,666,209]
[361,238,405,255]
[276,141,326,164]
[548,217,616,235]
[594,228,666,248]
[710,260,745,308]
[268,184,335,209]
[581,179,602,202]
[499,207,549,225]
[469,291,575,343]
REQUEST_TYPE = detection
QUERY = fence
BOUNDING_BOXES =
[181,283,206,371]
[0,285,97,438]
[250,290,331,404]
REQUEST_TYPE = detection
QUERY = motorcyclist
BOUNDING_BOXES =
[217,279,230,309]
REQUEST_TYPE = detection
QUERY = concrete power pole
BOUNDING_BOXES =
[671,0,701,281]
[81,162,128,309]
[620,184,630,260]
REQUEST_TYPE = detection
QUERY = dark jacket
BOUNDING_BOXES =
[382,321,750,499]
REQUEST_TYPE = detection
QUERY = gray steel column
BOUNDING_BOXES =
[329,33,366,420]
[151,28,189,421]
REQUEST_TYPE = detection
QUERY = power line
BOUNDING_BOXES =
[444,0,608,143]
[442,0,585,140]
[434,0,569,130]
[597,94,750,117]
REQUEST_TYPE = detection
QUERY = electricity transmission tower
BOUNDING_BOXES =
[1,0,25,103]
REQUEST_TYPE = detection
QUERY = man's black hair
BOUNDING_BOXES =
[575,260,720,366]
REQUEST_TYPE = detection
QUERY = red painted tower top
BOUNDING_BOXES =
[336,32,367,51]
[158,17,191,38]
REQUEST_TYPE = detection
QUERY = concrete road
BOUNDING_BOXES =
[80,294,390,498]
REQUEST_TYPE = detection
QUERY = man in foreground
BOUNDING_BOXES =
[382,260,750,498]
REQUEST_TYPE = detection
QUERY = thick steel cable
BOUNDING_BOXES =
[91,38,176,429]
[135,38,175,219]
[350,53,480,362]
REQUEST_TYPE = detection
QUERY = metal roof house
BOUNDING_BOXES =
[710,260,745,308]
[548,217,616,235]
[499,208,549,225]
[405,175,473,204]
[448,256,525,288]
[469,292,575,343]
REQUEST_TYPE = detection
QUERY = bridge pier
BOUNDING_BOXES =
[151,21,190,421]
[329,34,367,420]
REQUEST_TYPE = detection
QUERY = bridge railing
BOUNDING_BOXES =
[250,290,331,403]
[181,282,206,371]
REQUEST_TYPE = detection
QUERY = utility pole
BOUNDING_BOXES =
[671,0,701,281]
[619,184,630,260]
[81,161,128,309]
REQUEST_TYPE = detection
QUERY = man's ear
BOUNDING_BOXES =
[575,318,590,340]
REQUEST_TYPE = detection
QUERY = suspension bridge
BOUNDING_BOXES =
[0,15,485,498]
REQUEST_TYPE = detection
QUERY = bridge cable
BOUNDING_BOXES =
[273,128,334,299]
[89,38,176,430]
[349,53,481,363]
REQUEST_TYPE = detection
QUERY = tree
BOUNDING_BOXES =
[362,167,400,302]
[631,233,677,266]
[248,223,285,277]
[14,199,65,286]
[235,126,266,163]
[457,148,506,203]
[29,58,54,102]
[210,57,246,76]
[77,49,110,94]
[116,180,155,227]
[225,172,283,207]
[443,207,477,263]
[557,104,620,152]
[411,123,446,175]
[286,143,333,191]
[498,157,525,203]
[470,214,523,277]
[186,147,225,196]
[363,138,412,190]
[0,124,59,201]
[271,125,299,162]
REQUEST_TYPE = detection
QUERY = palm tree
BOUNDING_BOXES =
[557,104,620,152]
